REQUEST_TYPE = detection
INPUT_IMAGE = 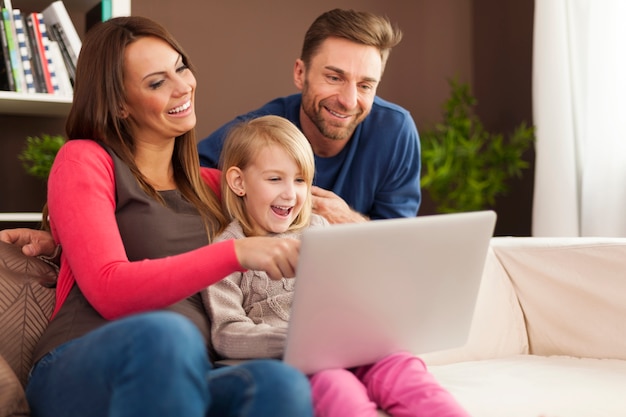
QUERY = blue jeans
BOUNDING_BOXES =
[26,311,313,417]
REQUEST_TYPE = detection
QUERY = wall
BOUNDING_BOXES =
[132,0,473,139]
[473,0,535,236]
[0,115,65,229]
[0,0,535,236]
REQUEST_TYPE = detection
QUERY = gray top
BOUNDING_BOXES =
[34,144,213,363]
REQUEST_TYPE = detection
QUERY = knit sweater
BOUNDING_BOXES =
[203,214,329,359]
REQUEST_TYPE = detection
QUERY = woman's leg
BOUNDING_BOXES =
[309,368,378,417]
[206,359,313,417]
[355,351,470,417]
[26,311,212,417]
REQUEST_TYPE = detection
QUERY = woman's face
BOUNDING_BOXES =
[122,36,196,144]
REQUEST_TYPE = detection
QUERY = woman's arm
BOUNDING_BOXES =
[48,140,243,319]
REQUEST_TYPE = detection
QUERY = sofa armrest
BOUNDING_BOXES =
[0,354,29,417]
[491,237,626,359]
[0,241,57,387]
[421,245,529,365]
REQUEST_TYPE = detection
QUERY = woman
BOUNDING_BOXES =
[24,16,313,417]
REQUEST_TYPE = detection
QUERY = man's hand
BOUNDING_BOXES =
[311,186,368,224]
[0,228,57,257]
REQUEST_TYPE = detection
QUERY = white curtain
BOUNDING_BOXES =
[532,0,626,236]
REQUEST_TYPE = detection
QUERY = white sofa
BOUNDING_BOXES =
[419,237,626,417]
[2,237,626,416]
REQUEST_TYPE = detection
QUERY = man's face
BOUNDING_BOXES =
[295,37,382,141]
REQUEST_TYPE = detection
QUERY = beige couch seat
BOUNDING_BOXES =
[421,237,626,417]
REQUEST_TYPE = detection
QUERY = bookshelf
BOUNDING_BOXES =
[0,0,131,116]
[0,0,130,225]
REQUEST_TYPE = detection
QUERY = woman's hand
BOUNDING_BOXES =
[0,228,58,257]
[233,236,300,280]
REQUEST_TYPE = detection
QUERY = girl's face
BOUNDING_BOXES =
[231,144,308,236]
[122,36,196,145]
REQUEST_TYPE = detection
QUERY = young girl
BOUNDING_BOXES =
[204,115,470,417]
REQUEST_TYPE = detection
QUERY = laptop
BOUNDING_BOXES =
[282,210,497,375]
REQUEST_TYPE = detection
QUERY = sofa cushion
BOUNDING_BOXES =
[429,355,626,417]
[492,238,626,359]
[0,241,57,387]
[420,247,529,365]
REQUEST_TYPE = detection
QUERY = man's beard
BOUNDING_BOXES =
[300,84,364,141]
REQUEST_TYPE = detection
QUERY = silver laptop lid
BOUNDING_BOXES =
[283,210,497,374]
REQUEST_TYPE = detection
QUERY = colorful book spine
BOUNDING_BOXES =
[25,12,47,93]
[35,13,59,94]
[0,14,15,91]
[101,0,112,21]
[47,39,71,96]
[12,8,36,93]
[1,5,23,92]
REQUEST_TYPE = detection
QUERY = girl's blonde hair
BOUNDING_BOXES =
[219,115,315,236]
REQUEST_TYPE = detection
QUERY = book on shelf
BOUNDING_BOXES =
[86,0,112,31]
[0,13,15,91]
[0,0,94,98]
[42,0,80,86]
[1,0,25,92]
[25,11,48,92]
[13,8,37,93]
[36,13,60,94]
[47,39,71,96]
[26,12,60,94]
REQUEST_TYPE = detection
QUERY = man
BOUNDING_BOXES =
[198,8,421,224]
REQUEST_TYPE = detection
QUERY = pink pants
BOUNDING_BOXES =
[309,351,470,417]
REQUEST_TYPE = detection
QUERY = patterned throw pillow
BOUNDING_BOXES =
[0,354,29,417]
[0,241,57,388]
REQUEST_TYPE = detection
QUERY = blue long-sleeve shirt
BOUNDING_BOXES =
[197,94,421,219]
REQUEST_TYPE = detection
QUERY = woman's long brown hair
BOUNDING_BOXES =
[42,16,227,239]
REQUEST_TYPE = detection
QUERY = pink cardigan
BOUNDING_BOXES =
[47,140,243,320]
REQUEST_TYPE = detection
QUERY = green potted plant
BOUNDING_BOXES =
[18,134,66,180]
[420,79,535,213]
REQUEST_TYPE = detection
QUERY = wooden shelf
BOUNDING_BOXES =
[0,212,42,222]
[14,1,131,15]
[0,91,72,117]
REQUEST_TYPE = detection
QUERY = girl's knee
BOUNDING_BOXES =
[310,368,357,391]
[385,351,427,370]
